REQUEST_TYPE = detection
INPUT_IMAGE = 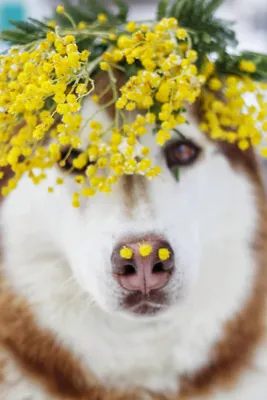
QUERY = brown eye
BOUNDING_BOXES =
[165,140,200,168]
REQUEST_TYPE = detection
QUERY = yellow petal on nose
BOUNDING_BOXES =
[120,247,133,260]
[139,244,152,257]
[158,248,170,261]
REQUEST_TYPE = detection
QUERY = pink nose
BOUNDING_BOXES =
[112,236,174,295]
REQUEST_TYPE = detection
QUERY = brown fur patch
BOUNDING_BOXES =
[121,175,136,216]
[0,283,90,398]
[93,70,126,120]
[0,279,148,400]
[218,141,262,186]
[0,350,6,383]
[121,175,150,217]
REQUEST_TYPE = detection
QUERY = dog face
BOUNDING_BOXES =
[2,98,258,321]
[32,98,253,319]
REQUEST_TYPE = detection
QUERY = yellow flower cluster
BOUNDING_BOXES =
[84,115,163,189]
[0,30,91,197]
[120,245,171,260]
[61,18,204,205]
[0,16,205,204]
[103,17,205,147]
[67,115,162,207]
[200,73,267,153]
[2,9,265,206]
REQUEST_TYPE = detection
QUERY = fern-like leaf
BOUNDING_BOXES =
[115,0,128,23]
[0,30,37,44]
[217,51,267,81]
[157,0,170,20]
[9,20,39,34]
[203,0,225,16]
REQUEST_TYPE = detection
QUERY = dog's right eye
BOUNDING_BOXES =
[165,140,200,168]
[58,146,92,174]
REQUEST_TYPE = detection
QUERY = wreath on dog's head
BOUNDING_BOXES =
[0,0,267,208]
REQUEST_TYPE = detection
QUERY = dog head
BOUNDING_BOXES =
[2,96,262,321]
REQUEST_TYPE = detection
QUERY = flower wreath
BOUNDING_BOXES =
[0,0,267,208]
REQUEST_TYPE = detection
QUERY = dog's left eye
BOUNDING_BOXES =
[165,140,200,168]
[58,146,91,174]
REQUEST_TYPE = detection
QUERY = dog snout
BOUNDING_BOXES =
[111,236,174,295]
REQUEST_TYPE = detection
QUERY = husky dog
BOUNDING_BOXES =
[0,94,266,399]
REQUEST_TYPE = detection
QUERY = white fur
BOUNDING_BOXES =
[1,98,267,399]
[0,349,50,400]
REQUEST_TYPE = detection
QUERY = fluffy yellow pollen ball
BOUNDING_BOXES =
[139,244,152,257]
[56,5,65,13]
[239,60,256,73]
[176,28,187,40]
[158,248,170,261]
[126,21,137,33]
[92,94,100,103]
[98,13,108,23]
[72,200,80,208]
[100,61,109,71]
[120,247,133,260]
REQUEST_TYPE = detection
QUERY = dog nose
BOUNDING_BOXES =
[112,237,174,294]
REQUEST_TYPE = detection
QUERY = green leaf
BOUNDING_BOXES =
[123,62,140,77]
[44,96,55,111]
[157,0,169,20]
[216,50,267,82]
[9,20,39,33]
[28,18,51,31]
[52,0,127,27]
[0,29,36,44]
[152,126,159,135]
[173,167,180,181]
[54,0,98,26]
[174,128,186,140]
[0,17,50,44]
[88,0,112,16]
[115,0,128,22]
[204,0,225,17]
[170,0,187,18]
[167,0,238,58]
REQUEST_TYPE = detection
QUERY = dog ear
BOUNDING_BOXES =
[255,152,267,192]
